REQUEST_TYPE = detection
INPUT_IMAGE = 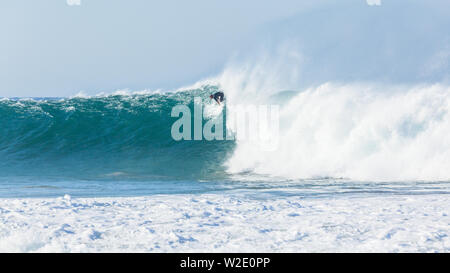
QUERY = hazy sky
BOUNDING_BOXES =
[1,0,450,97]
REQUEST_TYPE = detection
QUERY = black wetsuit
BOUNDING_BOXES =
[213,92,224,103]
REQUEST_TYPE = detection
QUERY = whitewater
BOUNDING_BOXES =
[1,193,449,252]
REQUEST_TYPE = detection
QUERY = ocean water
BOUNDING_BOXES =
[1,83,449,199]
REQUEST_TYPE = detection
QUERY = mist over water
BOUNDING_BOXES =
[207,46,450,182]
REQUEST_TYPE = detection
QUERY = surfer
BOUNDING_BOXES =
[210,92,225,105]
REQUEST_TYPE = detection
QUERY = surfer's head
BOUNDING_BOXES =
[209,95,214,99]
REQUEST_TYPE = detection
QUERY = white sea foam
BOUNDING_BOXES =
[0,193,448,252]
[225,82,450,181]
[69,88,165,99]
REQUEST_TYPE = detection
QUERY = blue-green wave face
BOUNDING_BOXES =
[0,85,235,181]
